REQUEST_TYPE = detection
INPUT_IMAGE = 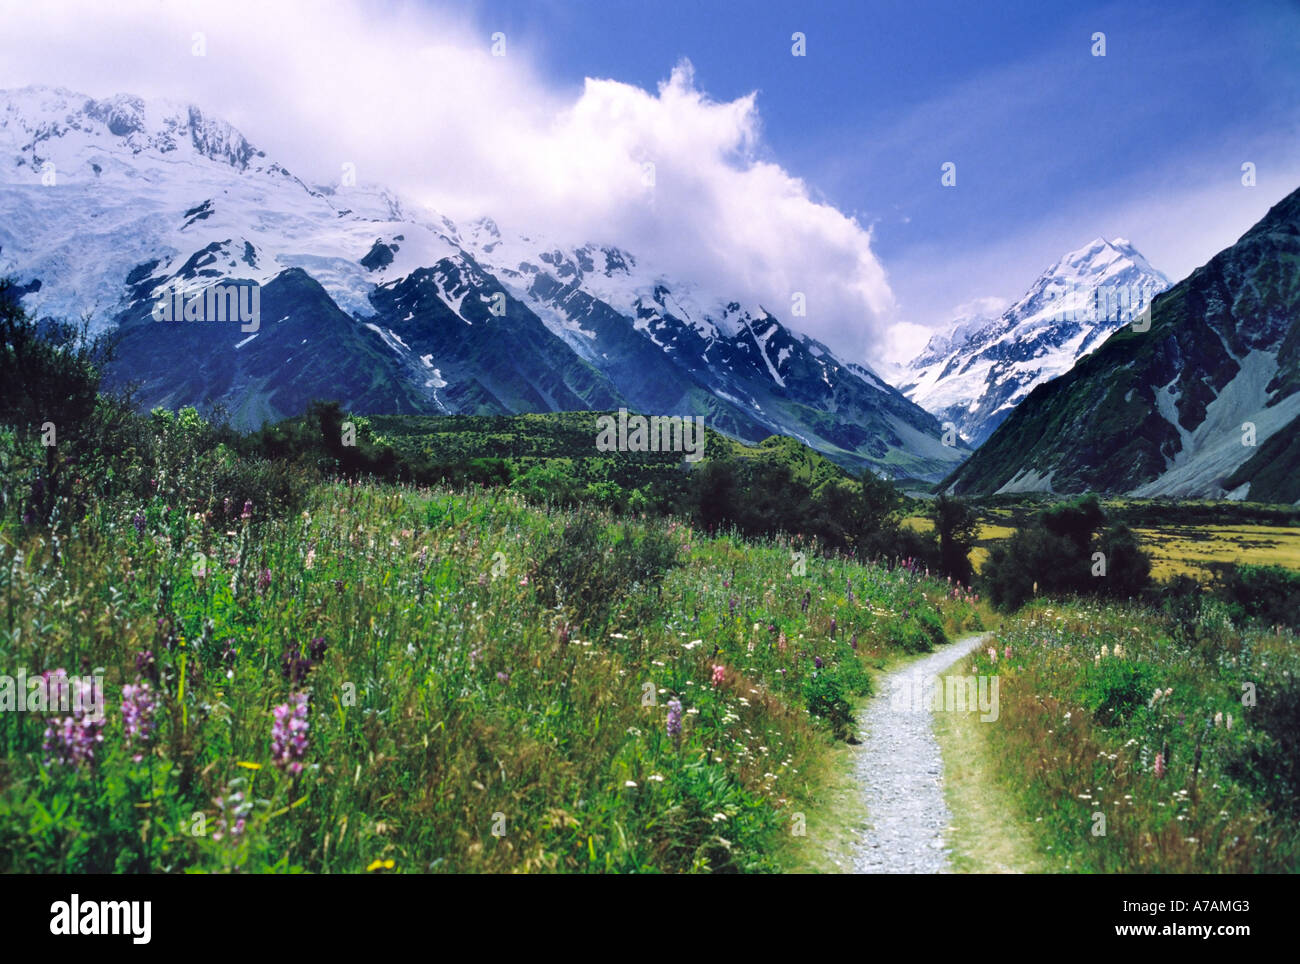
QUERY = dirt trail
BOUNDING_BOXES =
[851,633,990,873]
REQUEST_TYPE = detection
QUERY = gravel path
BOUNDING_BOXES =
[851,633,990,874]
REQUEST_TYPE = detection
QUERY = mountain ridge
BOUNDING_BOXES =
[0,85,967,481]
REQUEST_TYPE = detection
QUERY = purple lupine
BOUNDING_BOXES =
[257,568,272,594]
[41,671,104,768]
[308,637,328,662]
[121,680,157,762]
[829,617,837,638]
[271,692,310,774]
[666,698,683,745]
[814,656,824,669]
[132,512,146,536]
[850,633,858,650]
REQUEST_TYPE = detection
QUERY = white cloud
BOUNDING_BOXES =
[0,0,897,362]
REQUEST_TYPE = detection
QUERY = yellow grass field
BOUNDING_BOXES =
[1134,525,1300,580]
[903,516,1300,580]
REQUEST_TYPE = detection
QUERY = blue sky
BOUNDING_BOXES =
[450,0,1300,359]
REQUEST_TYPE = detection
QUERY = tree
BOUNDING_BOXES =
[930,494,979,585]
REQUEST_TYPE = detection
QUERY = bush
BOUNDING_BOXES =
[980,495,1152,610]
[1080,659,1157,726]
[1225,673,1300,817]
[803,670,854,740]
[1212,564,1300,631]
[532,510,680,629]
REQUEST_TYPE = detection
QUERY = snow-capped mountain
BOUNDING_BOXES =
[944,185,1300,502]
[901,238,1171,446]
[0,86,967,480]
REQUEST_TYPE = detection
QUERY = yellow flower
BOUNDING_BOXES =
[365,858,396,872]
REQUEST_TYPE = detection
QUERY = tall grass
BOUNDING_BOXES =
[0,480,979,873]
[955,600,1300,872]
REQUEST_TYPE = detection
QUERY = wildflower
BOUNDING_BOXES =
[271,693,310,774]
[1154,752,1166,779]
[305,548,316,570]
[988,647,997,662]
[850,633,858,650]
[712,665,726,687]
[624,780,637,788]
[648,773,665,782]
[132,512,146,536]
[257,568,272,594]
[1214,711,1223,727]
[213,789,251,841]
[1226,713,1234,730]
[1003,646,1011,660]
[814,656,823,669]
[496,671,511,685]
[1113,643,1123,658]
[240,500,253,521]
[121,680,157,762]
[801,590,810,614]
[829,617,837,638]
[666,699,683,744]
[42,671,105,768]
[366,858,396,872]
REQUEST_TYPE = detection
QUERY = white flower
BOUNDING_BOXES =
[624,780,637,788]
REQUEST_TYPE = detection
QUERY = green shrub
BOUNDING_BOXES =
[1080,658,1157,726]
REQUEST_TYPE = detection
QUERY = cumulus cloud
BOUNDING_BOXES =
[0,0,896,362]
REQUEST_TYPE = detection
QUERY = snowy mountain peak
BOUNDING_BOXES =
[902,237,1171,446]
[1,85,273,178]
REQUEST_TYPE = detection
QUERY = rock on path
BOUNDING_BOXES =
[851,633,990,874]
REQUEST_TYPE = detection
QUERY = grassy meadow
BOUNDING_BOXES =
[0,478,984,873]
[941,600,1300,872]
